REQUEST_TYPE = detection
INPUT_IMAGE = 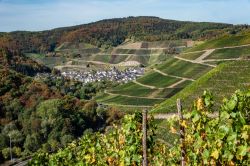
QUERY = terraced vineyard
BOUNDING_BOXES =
[96,55,214,107]
[156,58,213,79]
[96,94,163,107]
[153,60,250,113]
[186,31,250,52]
[137,71,181,88]
[178,51,206,60]
[110,82,156,97]
[205,45,250,59]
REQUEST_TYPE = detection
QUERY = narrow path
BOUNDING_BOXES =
[124,54,133,61]
[167,79,187,88]
[220,43,250,49]
[86,60,108,65]
[147,89,163,98]
[174,56,216,68]
[153,68,195,81]
[133,80,159,89]
[105,90,165,100]
[181,50,205,55]
[182,43,250,55]
[195,49,215,62]
[202,58,242,62]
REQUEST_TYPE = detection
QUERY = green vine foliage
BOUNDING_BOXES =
[167,90,250,165]
[29,90,250,165]
[29,113,167,166]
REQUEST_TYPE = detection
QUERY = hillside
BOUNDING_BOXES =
[0,48,51,76]
[0,67,123,162]
[96,56,212,108]
[152,60,250,113]
[0,16,238,53]
[186,30,250,52]
[95,31,250,109]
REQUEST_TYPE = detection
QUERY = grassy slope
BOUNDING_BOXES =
[152,60,250,113]
[186,31,250,52]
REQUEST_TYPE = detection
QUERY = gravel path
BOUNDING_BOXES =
[195,49,215,62]
[153,68,195,81]
[133,80,160,89]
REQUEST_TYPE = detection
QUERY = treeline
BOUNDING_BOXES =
[1,16,248,53]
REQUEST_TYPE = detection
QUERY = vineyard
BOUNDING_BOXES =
[29,90,250,165]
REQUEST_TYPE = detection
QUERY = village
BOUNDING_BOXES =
[60,67,144,84]
[35,67,144,85]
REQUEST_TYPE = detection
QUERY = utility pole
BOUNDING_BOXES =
[177,99,185,166]
[142,109,147,166]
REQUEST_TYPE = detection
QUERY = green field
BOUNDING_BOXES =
[205,46,250,59]
[137,71,181,88]
[186,32,250,52]
[156,58,213,79]
[152,60,250,113]
[178,51,205,60]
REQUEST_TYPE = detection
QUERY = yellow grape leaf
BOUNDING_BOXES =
[180,120,188,128]
[197,98,204,110]
[170,126,177,133]
[241,131,248,140]
[211,149,219,159]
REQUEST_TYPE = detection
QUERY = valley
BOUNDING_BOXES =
[26,34,250,110]
[0,16,250,165]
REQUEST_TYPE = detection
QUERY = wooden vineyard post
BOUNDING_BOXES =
[177,99,185,166]
[142,109,148,166]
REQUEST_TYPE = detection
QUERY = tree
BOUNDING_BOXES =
[24,133,41,153]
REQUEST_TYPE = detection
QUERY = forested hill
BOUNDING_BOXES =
[0,48,50,76]
[0,16,246,53]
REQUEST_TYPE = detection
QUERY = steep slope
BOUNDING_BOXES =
[0,48,50,76]
[152,60,250,113]
[186,30,250,52]
[95,56,212,108]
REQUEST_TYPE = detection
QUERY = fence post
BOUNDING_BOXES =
[177,99,185,166]
[142,109,148,166]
